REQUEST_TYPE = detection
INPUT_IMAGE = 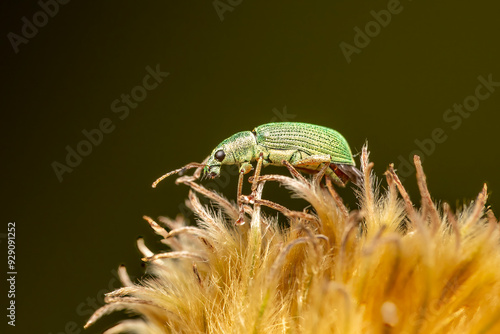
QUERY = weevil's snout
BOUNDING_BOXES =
[204,165,221,179]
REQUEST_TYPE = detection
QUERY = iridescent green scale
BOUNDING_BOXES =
[254,122,355,165]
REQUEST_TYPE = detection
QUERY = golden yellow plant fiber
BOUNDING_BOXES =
[86,148,500,334]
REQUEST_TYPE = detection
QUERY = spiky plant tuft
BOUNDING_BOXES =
[86,147,500,333]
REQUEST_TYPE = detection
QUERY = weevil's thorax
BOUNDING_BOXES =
[220,131,258,163]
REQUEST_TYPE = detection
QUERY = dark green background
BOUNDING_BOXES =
[2,1,499,333]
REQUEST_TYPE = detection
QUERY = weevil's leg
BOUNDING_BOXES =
[313,160,331,185]
[251,153,264,193]
[325,177,349,219]
[152,162,205,188]
[283,154,332,183]
[235,162,253,225]
[240,196,317,222]
[290,154,352,186]
[236,172,246,225]
[282,161,308,183]
[241,153,265,221]
[328,164,348,187]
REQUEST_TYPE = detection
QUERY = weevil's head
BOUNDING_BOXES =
[204,131,256,178]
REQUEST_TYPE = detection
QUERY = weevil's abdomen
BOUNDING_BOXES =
[254,122,356,165]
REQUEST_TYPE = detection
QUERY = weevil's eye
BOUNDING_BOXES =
[215,149,225,162]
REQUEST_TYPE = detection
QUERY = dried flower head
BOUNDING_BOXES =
[86,146,500,333]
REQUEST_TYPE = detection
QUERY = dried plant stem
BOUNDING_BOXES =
[414,155,440,232]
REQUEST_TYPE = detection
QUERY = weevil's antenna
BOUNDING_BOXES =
[152,170,179,188]
[152,163,205,188]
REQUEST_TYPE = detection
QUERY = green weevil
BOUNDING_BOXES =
[153,122,362,225]
[154,122,361,187]
[203,122,361,186]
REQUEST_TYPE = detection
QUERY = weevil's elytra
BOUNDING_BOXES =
[203,122,362,186]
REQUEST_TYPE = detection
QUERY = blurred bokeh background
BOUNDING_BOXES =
[2,1,500,333]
